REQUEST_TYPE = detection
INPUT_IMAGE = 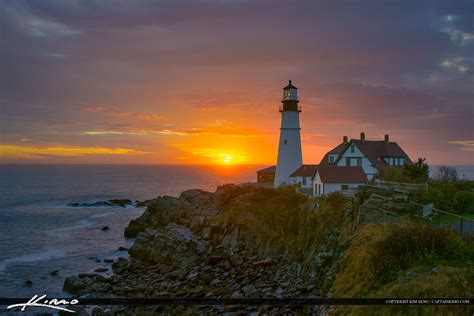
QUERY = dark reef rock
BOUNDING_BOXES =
[67,201,113,207]
[67,198,133,208]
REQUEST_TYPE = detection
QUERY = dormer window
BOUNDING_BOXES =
[350,144,355,153]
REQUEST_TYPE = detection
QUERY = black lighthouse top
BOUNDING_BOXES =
[283,80,297,90]
[280,80,300,112]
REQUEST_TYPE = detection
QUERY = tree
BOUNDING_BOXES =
[403,157,429,182]
[435,165,458,182]
[453,191,474,214]
[378,166,403,182]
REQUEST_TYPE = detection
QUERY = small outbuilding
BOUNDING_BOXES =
[313,165,368,196]
[256,165,276,184]
[289,164,318,189]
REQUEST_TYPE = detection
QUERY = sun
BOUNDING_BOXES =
[222,154,234,164]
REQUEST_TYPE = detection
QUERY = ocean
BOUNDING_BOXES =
[0,164,260,297]
[0,164,472,298]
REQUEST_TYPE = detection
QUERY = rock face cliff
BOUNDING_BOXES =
[65,184,353,314]
[64,184,473,315]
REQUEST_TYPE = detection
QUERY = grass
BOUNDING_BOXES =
[331,222,474,315]
[432,213,474,224]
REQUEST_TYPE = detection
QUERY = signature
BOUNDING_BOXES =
[7,294,78,313]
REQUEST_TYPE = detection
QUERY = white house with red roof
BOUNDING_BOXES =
[327,132,412,181]
[313,165,368,196]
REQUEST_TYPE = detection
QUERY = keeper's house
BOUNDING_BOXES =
[319,133,412,181]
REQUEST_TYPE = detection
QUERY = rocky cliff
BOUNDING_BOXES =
[64,184,473,315]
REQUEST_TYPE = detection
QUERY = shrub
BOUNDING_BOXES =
[332,222,473,297]
[377,166,405,182]
[403,157,429,183]
[453,191,474,213]
[435,165,458,182]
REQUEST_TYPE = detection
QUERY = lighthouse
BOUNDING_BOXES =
[274,80,303,187]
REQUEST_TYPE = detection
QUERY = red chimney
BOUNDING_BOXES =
[385,134,389,142]
[360,132,365,141]
[343,136,348,143]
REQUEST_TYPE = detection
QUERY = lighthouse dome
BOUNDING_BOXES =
[283,80,297,90]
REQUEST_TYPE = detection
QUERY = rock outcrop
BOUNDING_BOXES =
[64,184,350,314]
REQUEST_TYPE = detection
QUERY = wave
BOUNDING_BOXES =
[0,248,65,273]
[46,219,93,238]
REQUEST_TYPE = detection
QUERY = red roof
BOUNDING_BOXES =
[290,164,318,177]
[316,165,368,183]
[256,165,276,174]
[319,142,346,165]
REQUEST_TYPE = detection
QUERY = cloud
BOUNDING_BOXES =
[80,131,149,136]
[0,144,152,159]
[4,5,81,38]
[442,26,474,47]
[81,107,166,121]
[448,140,474,151]
[1,0,473,164]
[440,57,471,73]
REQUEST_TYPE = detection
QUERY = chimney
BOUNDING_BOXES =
[384,134,389,142]
[360,132,365,141]
[343,136,348,143]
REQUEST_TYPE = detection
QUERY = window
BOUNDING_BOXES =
[329,156,335,163]
[318,184,322,195]
[346,158,351,166]
[341,184,349,190]
[284,139,287,145]
[357,158,362,166]
[302,177,307,186]
[350,144,355,153]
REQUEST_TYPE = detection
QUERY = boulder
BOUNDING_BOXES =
[101,226,110,231]
[78,273,98,278]
[112,257,129,273]
[63,276,87,294]
[242,284,257,297]
[125,196,186,238]
[95,267,108,272]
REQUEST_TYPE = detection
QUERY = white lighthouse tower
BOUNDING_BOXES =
[274,80,303,187]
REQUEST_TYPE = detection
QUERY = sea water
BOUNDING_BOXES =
[0,164,260,297]
[0,164,472,297]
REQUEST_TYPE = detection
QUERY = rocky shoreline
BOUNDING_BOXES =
[62,183,473,315]
[63,185,343,314]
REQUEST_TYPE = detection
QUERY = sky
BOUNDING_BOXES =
[0,0,473,165]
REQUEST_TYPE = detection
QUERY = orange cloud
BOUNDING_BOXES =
[81,107,166,121]
[0,145,153,159]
